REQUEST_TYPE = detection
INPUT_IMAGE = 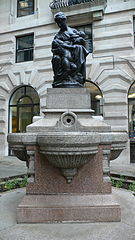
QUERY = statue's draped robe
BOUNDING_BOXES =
[54,27,88,70]
[52,27,89,87]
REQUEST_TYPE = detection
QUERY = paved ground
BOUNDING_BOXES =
[0,187,134,240]
[0,156,27,179]
[110,164,135,177]
[0,157,135,239]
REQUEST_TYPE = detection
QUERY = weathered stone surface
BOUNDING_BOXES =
[26,112,111,133]
[46,88,91,109]
[26,146,111,195]
[7,88,128,223]
[0,188,135,240]
[17,194,121,223]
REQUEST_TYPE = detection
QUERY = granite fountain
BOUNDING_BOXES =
[7,12,128,223]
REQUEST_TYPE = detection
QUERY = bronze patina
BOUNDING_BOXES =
[51,12,89,88]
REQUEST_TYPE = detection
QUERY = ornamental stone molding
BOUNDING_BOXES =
[50,0,107,21]
[86,57,135,93]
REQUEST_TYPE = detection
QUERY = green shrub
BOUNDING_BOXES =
[111,176,125,188]
[128,182,135,192]
[4,176,28,191]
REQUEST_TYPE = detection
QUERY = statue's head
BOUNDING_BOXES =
[54,12,67,31]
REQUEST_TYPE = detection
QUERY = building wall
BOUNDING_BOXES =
[0,0,135,164]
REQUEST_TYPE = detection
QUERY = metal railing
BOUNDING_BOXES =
[49,0,107,10]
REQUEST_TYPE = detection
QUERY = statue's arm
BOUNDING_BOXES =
[53,37,75,50]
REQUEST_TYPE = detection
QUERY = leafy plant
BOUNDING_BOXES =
[111,176,125,188]
[4,176,28,191]
[128,182,135,192]
[111,178,116,187]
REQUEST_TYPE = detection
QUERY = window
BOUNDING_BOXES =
[17,0,34,17]
[128,82,135,163]
[85,81,103,115]
[16,34,34,63]
[9,86,40,133]
[128,83,135,138]
[75,24,93,53]
[133,17,135,45]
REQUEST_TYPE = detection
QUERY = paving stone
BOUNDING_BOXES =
[0,156,27,179]
[0,188,134,240]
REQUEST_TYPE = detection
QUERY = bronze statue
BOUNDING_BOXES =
[51,12,89,88]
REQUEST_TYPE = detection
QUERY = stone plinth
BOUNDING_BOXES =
[7,88,128,223]
[46,88,91,109]
[17,194,121,223]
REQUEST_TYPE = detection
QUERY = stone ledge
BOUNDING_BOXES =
[50,1,107,22]
[43,109,94,113]
[17,194,121,223]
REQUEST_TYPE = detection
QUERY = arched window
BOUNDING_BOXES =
[128,82,135,163]
[128,82,135,137]
[9,86,40,133]
[85,81,103,115]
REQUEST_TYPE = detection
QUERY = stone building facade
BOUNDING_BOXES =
[0,0,135,165]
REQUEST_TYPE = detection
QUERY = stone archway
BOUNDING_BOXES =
[85,80,103,116]
[128,82,135,163]
[9,85,40,134]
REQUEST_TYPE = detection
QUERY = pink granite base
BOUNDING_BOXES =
[17,145,121,223]
[17,194,121,223]
[26,145,111,195]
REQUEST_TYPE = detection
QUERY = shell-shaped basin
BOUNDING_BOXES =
[38,132,100,183]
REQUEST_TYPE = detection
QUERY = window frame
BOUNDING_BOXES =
[9,85,40,133]
[16,33,34,63]
[133,17,135,45]
[17,0,35,18]
[128,82,135,139]
[74,23,93,53]
[85,80,103,116]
